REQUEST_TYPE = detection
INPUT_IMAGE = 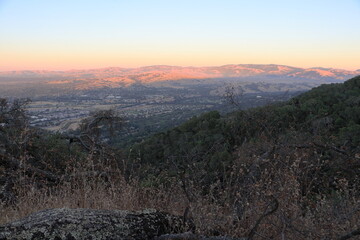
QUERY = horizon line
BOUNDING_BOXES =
[1,63,359,73]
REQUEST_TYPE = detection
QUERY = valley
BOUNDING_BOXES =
[2,64,358,145]
[25,85,299,146]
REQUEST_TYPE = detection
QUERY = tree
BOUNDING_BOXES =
[79,109,124,144]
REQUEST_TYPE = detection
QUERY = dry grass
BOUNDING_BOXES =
[1,173,359,239]
[0,167,188,225]
[1,145,360,240]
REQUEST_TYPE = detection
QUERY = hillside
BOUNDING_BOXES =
[125,75,360,237]
[1,75,360,239]
[129,75,360,182]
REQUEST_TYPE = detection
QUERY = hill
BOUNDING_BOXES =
[124,75,360,237]
[0,64,358,91]
[128,75,360,182]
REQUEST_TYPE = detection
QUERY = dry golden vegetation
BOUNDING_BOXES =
[1,137,359,239]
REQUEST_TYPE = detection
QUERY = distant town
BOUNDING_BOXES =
[24,84,301,145]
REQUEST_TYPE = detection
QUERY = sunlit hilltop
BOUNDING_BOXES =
[1,64,359,90]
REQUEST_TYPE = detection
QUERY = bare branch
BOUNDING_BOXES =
[248,196,279,240]
[339,228,360,240]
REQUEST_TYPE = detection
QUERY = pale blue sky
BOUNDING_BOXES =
[0,0,359,70]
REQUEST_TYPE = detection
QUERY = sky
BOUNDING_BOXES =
[0,0,359,71]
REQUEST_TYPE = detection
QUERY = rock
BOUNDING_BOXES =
[0,208,186,240]
[155,232,247,240]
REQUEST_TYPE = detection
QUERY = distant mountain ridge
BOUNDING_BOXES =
[0,64,359,90]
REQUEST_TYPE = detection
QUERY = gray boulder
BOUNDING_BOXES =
[0,208,185,240]
[155,232,247,240]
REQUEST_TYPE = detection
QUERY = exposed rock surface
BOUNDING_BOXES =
[0,208,185,240]
[155,232,247,240]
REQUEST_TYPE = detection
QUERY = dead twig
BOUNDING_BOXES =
[248,196,279,240]
[339,228,360,240]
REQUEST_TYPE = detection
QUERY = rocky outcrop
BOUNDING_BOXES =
[155,232,246,240]
[0,208,186,240]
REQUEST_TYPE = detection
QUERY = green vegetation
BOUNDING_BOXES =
[127,76,360,190]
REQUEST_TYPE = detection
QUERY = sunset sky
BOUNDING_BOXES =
[0,0,359,71]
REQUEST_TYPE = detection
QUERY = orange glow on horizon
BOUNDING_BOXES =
[1,42,359,71]
[1,54,358,72]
